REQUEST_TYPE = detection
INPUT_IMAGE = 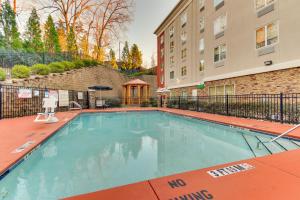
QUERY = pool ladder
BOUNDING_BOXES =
[69,101,82,112]
[257,124,300,149]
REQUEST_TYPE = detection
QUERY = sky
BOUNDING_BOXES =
[16,0,179,68]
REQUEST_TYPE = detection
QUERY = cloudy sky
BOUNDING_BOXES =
[16,0,178,67]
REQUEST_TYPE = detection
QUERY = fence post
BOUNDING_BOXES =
[280,93,284,123]
[226,94,229,116]
[196,96,199,112]
[178,96,181,109]
[0,84,2,120]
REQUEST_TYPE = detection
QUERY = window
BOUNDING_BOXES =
[181,91,188,98]
[199,60,204,72]
[181,48,187,59]
[225,85,234,95]
[181,66,187,76]
[256,22,278,49]
[209,87,216,96]
[160,49,164,58]
[216,86,224,96]
[199,38,204,53]
[181,12,187,27]
[199,0,205,9]
[160,36,164,44]
[170,71,175,79]
[181,30,187,45]
[170,26,175,38]
[214,0,224,7]
[170,41,174,53]
[200,16,205,31]
[214,44,226,62]
[214,14,227,35]
[256,0,274,10]
[170,56,174,64]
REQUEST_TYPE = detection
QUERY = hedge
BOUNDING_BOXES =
[31,64,51,75]
[0,68,6,81]
[12,65,31,78]
[61,61,75,71]
[48,62,65,73]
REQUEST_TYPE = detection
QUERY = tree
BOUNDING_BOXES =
[93,45,105,63]
[57,20,67,52]
[0,2,22,49]
[80,34,89,57]
[67,27,78,53]
[44,15,61,53]
[151,53,156,67]
[130,44,142,69]
[24,8,43,52]
[109,49,118,69]
[121,41,131,70]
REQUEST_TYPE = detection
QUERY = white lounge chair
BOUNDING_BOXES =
[96,99,109,109]
[34,96,59,123]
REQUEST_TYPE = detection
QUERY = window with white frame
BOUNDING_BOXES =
[214,14,227,35]
[200,16,205,31]
[199,60,204,72]
[169,26,175,38]
[225,85,234,95]
[170,56,174,64]
[214,44,226,62]
[181,12,187,27]
[170,41,175,53]
[214,0,224,7]
[170,71,175,79]
[181,48,187,59]
[181,30,187,45]
[199,0,205,9]
[181,66,187,76]
[256,0,274,10]
[199,38,204,53]
[209,87,216,96]
[256,22,278,49]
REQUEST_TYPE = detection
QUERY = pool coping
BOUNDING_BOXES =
[1,107,300,199]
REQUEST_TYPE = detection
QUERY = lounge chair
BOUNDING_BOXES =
[96,99,109,109]
[34,96,59,123]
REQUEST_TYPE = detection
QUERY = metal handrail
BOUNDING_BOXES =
[69,101,82,112]
[257,124,300,149]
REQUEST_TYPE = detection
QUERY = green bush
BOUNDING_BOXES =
[12,65,31,78]
[61,61,75,71]
[31,64,50,75]
[0,68,6,81]
[48,62,65,73]
[73,60,85,69]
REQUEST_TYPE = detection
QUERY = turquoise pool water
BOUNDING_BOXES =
[0,111,298,199]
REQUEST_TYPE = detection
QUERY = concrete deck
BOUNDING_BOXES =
[1,108,300,200]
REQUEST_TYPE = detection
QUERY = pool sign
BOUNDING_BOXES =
[207,163,254,178]
[58,90,69,107]
[78,92,83,100]
[18,88,32,99]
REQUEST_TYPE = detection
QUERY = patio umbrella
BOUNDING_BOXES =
[88,86,113,100]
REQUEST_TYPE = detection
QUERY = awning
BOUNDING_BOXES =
[157,88,171,93]
[88,86,113,91]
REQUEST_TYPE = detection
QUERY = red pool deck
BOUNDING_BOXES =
[1,108,300,200]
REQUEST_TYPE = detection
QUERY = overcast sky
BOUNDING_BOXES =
[16,0,178,67]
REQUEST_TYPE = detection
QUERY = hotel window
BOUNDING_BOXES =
[214,14,227,35]
[181,30,187,45]
[170,41,175,53]
[181,66,187,76]
[256,0,274,10]
[170,26,175,38]
[225,85,234,95]
[209,87,216,96]
[200,16,205,32]
[214,44,226,62]
[214,0,224,7]
[199,0,205,9]
[181,48,187,59]
[199,60,204,72]
[170,71,175,79]
[199,38,204,53]
[170,56,174,64]
[181,12,187,27]
[256,22,278,49]
[216,86,224,96]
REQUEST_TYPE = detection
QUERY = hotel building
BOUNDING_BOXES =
[155,0,300,97]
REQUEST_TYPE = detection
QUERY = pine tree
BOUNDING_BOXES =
[24,8,43,52]
[130,44,143,69]
[0,2,22,49]
[57,20,67,52]
[67,27,78,53]
[44,15,61,53]
[121,41,132,70]
[109,49,118,70]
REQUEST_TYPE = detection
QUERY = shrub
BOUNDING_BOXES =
[12,65,31,78]
[0,68,6,81]
[48,62,65,73]
[31,64,50,75]
[73,60,85,69]
[61,61,75,71]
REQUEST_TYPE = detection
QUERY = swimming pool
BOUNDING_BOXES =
[0,111,299,199]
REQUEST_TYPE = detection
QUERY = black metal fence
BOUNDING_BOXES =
[0,85,89,119]
[167,94,300,124]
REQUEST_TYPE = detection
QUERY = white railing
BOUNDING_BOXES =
[69,101,82,112]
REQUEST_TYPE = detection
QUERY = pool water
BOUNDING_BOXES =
[0,111,298,199]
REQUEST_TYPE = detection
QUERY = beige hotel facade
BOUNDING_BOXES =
[154,0,300,97]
